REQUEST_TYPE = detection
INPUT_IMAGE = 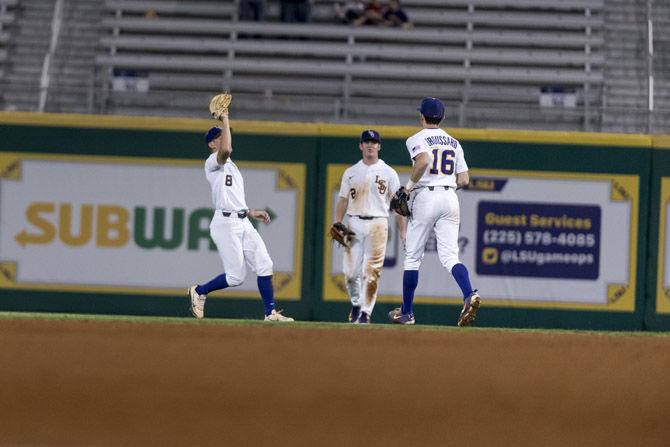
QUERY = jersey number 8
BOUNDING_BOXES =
[429,148,455,175]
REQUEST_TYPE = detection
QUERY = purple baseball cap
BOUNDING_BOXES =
[205,126,222,145]
[417,97,445,120]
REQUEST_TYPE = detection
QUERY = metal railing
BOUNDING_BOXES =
[37,0,64,112]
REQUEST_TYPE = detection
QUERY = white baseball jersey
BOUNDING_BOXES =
[204,152,272,284]
[403,128,469,272]
[338,159,400,217]
[205,153,248,212]
[338,159,399,317]
[405,128,467,188]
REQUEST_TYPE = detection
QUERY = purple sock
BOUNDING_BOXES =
[451,263,473,299]
[402,270,419,315]
[257,275,276,316]
[196,273,229,295]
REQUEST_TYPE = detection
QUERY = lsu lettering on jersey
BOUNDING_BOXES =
[204,153,248,211]
[405,128,468,188]
[339,160,400,218]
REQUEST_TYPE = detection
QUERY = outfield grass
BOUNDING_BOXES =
[1,310,669,337]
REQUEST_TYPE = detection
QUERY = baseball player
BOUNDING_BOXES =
[388,97,481,326]
[188,108,294,322]
[334,130,406,323]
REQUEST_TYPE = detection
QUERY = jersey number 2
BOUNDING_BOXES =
[429,149,455,175]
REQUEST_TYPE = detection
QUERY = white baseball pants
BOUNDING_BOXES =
[343,216,388,316]
[210,212,273,286]
[404,187,461,271]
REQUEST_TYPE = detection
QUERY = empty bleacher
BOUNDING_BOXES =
[0,0,105,113]
[652,0,670,134]
[94,0,606,130]
[0,0,666,133]
[0,0,18,86]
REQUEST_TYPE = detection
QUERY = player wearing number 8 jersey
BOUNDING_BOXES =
[187,107,293,322]
[388,97,481,326]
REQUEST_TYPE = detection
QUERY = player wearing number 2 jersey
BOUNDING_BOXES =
[388,97,481,326]
[334,130,406,324]
[188,107,293,322]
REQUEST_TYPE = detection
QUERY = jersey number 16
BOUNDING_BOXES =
[429,148,455,175]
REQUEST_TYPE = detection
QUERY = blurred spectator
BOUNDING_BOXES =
[239,0,266,21]
[281,0,311,23]
[353,0,385,26]
[144,9,159,19]
[334,1,365,25]
[383,0,412,28]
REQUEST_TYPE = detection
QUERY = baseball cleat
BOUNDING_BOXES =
[457,290,481,327]
[188,285,206,319]
[264,309,295,322]
[388,307,415,325]
[348,305,361,323]
[355,311,370,324]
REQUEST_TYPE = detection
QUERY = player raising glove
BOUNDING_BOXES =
[390,186,411,217]
[209,92,232,121]
[329,222,356,249]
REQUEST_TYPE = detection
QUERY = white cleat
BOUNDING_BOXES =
[457,290,481,327]
[188,285,206,319]
[264,309,295,322]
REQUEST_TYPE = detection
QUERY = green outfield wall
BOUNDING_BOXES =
[0,111,668,331]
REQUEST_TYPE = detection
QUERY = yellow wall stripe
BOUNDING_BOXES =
[1,111,667,148]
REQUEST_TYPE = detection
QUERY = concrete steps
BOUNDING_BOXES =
[46,0,104,113]
[1,0,103,112]
[1,0,55,111]
[652,0,670,132]
[601,0,652,133]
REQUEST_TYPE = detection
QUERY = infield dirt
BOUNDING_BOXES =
[1,318,668,446]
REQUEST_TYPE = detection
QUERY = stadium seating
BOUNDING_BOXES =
[0,0,18,80]
[652,0,670,133]
[2,0,664,133]
[95,0,605,130]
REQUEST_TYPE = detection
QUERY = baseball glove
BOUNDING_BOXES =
[390,186,411,217]
[209,92,232,120]
[329,222,355,248]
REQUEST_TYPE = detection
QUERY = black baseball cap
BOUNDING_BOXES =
[360,129,381,143]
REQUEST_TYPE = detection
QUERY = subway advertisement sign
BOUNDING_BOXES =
[0,153,305,299]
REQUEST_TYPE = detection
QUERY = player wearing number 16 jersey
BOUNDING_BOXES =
[388,97,481,326]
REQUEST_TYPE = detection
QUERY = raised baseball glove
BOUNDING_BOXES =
[390,186,411,217]
[329,222,355,248]
[209,92,232,120]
